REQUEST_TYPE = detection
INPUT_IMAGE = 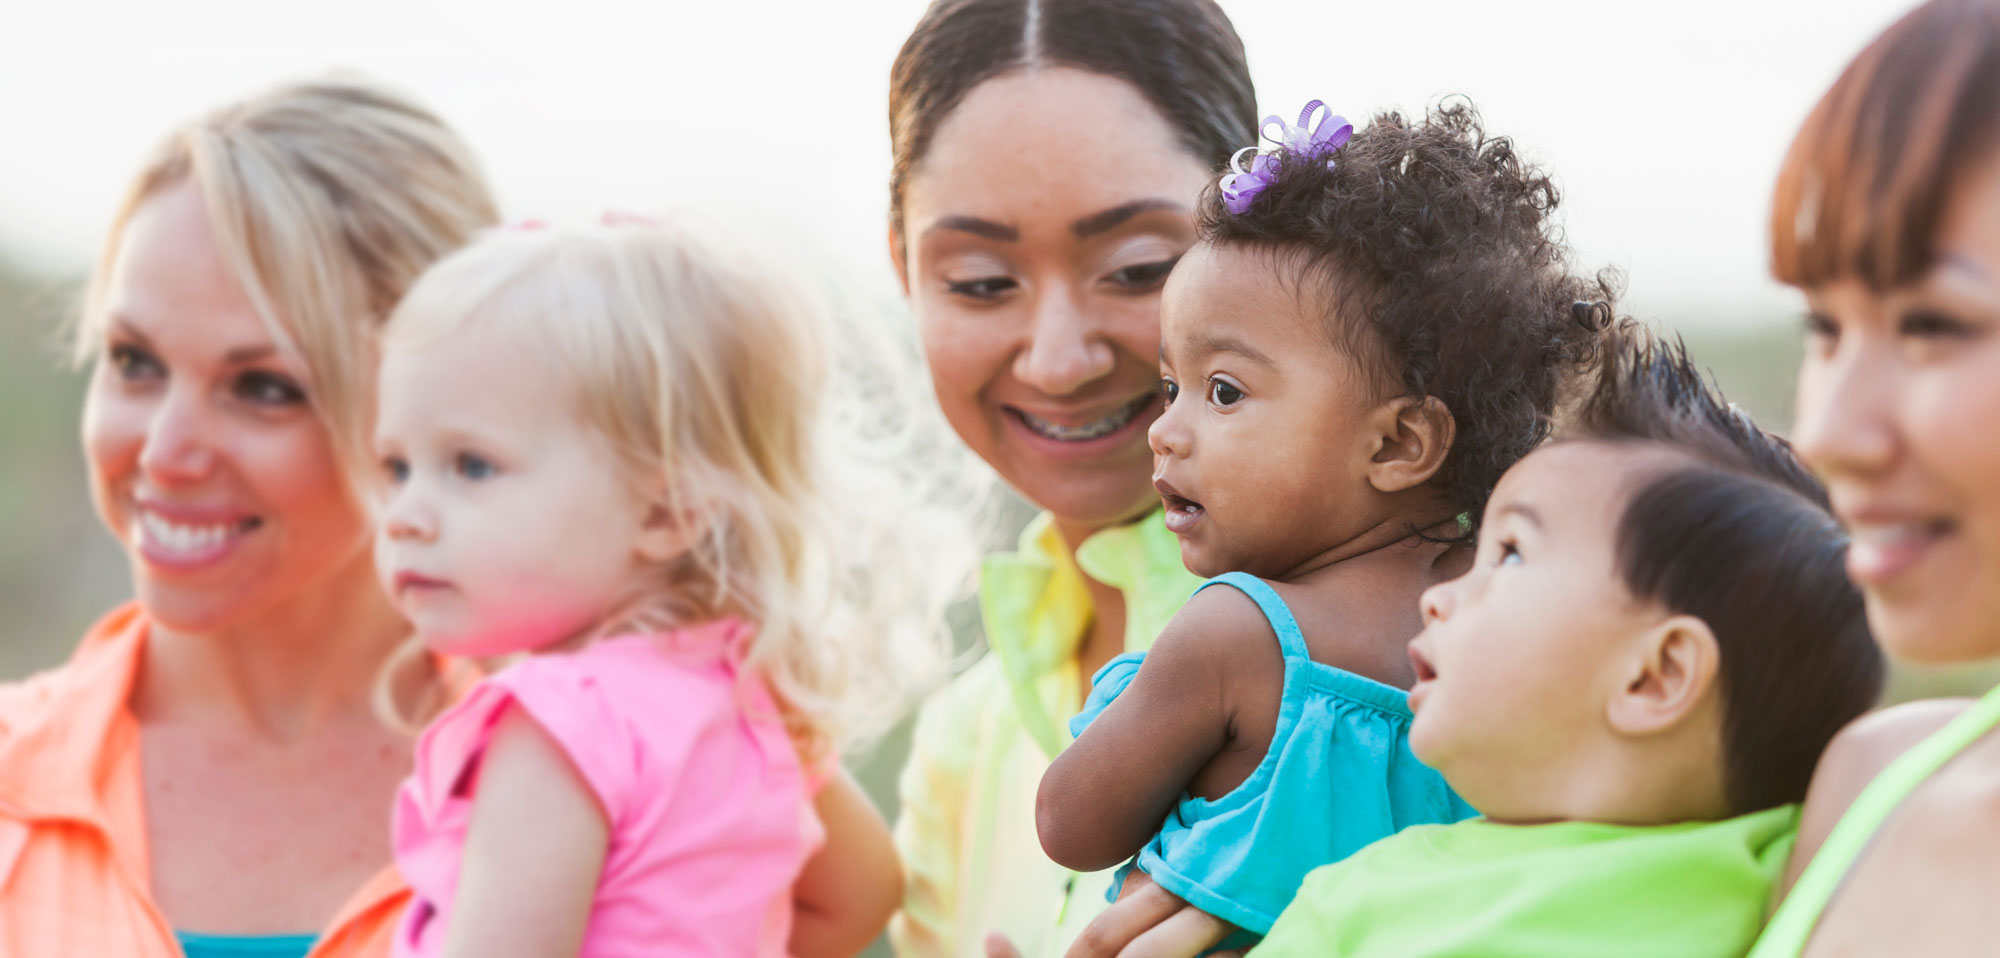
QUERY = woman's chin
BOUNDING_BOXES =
[132,578,263,636]
[1868,594,2000,666]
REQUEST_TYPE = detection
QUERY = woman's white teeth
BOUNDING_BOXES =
[139,511,247,555]
[1019,397,1147,442]
[1850,521,1947,545]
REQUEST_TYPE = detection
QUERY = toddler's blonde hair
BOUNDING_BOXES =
[381,218,974,760]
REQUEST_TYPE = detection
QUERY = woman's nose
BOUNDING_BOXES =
[1792,338,1899,483]
[136,384,219,486]
[1013,286,1115,396]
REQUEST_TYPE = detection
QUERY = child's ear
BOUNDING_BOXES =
[1366,395,1455,493]
[889,227,911,296]
[1606,614,1721,737]
[634,490,706,565]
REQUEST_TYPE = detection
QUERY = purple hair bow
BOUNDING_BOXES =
[1219,100,1353,215]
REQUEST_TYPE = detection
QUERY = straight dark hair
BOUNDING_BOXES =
[1771,0,2000,290]
[887,0,1256,235]
[1573,334,1883,813]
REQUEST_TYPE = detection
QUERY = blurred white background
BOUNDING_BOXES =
[0,0,1921,324]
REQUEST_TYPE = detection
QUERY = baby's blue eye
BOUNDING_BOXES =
[382,456,409,484]
[1498,542,1523,566]
[456,453,497,480]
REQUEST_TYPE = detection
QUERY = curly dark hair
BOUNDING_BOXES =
[1198,99,1612,525]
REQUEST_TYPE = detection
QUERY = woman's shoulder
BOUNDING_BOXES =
[1811,700,1978,812]
[1787,699,1981,889]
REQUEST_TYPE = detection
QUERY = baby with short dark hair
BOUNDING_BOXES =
[1254,333,1884,958]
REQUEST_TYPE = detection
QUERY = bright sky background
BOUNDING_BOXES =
[0,0,1921,326]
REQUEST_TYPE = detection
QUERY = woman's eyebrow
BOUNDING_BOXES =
[926,215,1018,242]
[1941,251,1994,284]
[1070,198,1185,238]
[111,316,273,364]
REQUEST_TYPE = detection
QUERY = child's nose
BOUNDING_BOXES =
[381,490,438,542]
[1419,580,1455,625]
[1148,389,1186,459]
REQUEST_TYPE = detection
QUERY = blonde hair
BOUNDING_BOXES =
[382,219,976,759]
[75,76,500,483]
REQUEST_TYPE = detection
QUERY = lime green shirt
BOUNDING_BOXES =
[891,510,1201,958]
[1256,805,1799,958]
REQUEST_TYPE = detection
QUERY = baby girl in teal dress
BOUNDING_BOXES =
[1035,99,1614,943]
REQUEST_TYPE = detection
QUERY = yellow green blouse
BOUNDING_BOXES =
[890,510,1200,958]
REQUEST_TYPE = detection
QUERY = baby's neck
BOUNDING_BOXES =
[1278,511,1464,586]
[1479,737,1735,828]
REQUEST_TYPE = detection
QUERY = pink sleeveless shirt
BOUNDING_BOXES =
[390,619,821,957]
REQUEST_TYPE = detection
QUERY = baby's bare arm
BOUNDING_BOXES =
[1035,588,1268,872]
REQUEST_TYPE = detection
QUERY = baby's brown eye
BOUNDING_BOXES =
[1162,379,1179,404]
[1208,379,1243,407]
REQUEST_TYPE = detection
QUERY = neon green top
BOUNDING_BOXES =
[1747,682,2000,958]
[890,510,1202,958]
[1255,805,1799,958]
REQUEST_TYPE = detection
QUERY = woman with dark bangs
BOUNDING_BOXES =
[1751,0,2000,954]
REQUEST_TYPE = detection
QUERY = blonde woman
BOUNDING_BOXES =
[0,79,497,958]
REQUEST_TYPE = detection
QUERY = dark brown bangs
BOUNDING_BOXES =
[1771,0,2000,291]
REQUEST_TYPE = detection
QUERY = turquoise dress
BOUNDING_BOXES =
[1069,572,1476,938]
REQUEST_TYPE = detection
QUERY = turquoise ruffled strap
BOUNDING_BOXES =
[1196,572,1309,660]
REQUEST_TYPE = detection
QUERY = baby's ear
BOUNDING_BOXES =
[1606,614,1720,737]
[1366,395,1455,493]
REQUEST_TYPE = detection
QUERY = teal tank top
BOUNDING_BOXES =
[1069,572,1476,937]
[175,931,316,958]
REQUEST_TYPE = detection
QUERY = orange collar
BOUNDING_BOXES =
[0,603,148,829]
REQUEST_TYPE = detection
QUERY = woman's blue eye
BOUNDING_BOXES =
[1208,379,1243,407]
[456,453,497,480]
[1161,378,1179,404]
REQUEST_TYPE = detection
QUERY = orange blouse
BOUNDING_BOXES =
[0,605,410,958]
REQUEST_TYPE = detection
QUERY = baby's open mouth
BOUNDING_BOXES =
[1408,642,1438,684]
[1154,477,1205,534]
